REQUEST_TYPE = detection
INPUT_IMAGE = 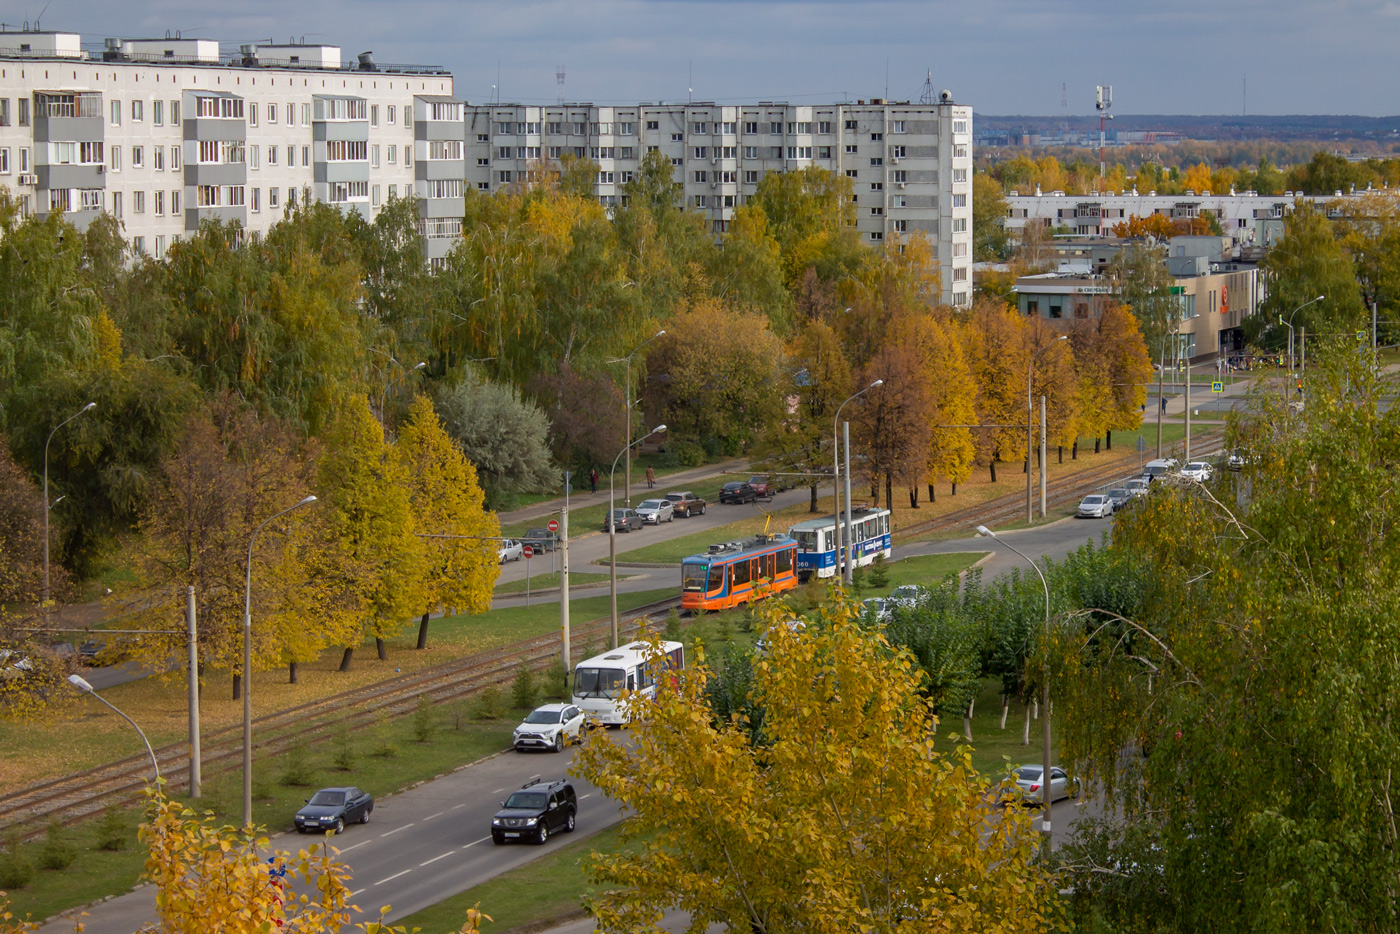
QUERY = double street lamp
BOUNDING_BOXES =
[832,381,882,584]
[1027,337,1067,525]
[44,402,96,619]
[609,425,666,648]
[1283,294,1324,375]
[609,331,665,507]
[243,495,317,827]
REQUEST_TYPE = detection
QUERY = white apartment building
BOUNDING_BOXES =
[466,96,975,306]
[0,29,461,262]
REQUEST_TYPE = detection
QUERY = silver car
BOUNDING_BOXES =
[1005,764,1080,807]
[498,539,523,563]
[1125,478,1150,499]
[1106,487,1130,510]
[634,498,675,524]
[1077,494,1113,518]
[513,703,587,752]
[1181,461,1213,482]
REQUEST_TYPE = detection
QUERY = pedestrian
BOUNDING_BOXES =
[1161,396,1168,413]
[645,465,655,489]
[589,468,599,494]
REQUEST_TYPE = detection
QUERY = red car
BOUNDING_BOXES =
[747,475,775,499]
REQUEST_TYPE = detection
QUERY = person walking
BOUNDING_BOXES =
[645,465,656,489]
[589,468,599,494]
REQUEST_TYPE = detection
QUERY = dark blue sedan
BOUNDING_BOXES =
[294,786,373,834]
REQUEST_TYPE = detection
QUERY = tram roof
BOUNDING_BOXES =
[683,533,795,562]
[787,506,888,532]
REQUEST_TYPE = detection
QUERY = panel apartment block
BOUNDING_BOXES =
[465,97,974,307]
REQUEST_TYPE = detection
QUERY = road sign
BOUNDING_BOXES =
[522,544,534,559]
[546,519,559,533]
[1136,436,1147,453]
[1212,380,1224,394]
[1358,330,1368,342]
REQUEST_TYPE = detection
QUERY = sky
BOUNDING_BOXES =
[6,0,1400,116]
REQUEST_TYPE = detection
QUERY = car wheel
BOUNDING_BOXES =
[700,504,707,515]
[333,818,345,834]
[1069,778,1082,801]
[536,822,549,845]
[360,808,371,824]
[553,732,564,753]
[564,809,576,833]
[492,833,504,845]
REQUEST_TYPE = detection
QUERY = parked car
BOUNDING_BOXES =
[1002,765,1080,807]
[861,597,892,623]
[634,498,675,524]
[1124,478,1151,499]
[887,585,930,608]
[746,476,776,498]
[521,529,559,553]
[1141,458,1179,483]
[491,778,578,845]
[664,491,707,517]
[513,703,587,752]
[294,786,374,834]
[78,641,104,665]
[755,619,806,655]
[603,508,644,532]
[498,539,524,563]
[1106,488,1130,511]
[719,481,759,504]
[1226,450,1246,471]
[1181,461,1213,483]
[1077,494,1114,519]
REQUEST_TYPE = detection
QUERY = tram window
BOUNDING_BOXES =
[767,553,776,579]
[777,548,792,574]
[793,529,817,551]
[708,564,725,592]
[733,560,750,586]
[682,563,709,592]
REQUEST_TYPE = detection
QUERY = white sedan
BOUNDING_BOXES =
[634,498,675,524]
[498,539,524,563]
[1181,461,1213,482]
[1077,494,1114,519]
[512,703,588,752]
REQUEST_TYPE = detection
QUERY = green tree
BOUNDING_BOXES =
[972,172,1012,261]
[435,377,557,509]
[1250,200,1365,348]
[747,165,862,288]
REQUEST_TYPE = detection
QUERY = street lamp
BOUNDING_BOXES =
[832,381,882,585]
[378,360,426,429]
[1027,337,1067,525]
[243,495,317,827]
[68,674,160,783]
[976,525,1055,842]
[44,402,95,619]
[609,330,665,507]
[609,425,665,648]
[1284,295,1324,373]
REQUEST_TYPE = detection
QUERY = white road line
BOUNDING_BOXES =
[492,788,506,793]
[461,835,492,849]
[375,869,413,886]
[419,850,455,866]
[580,793,592,799]
[423,812,444,821]
[451,803,468,810]
[379,823,415,838]
[339,840,371,853]
[350,888,365,897]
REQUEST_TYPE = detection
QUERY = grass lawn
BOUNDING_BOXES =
[500,475,743,541]
[493,571,614,594]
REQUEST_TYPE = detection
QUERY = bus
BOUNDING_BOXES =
[679,534,800,612]
[572,640,684,726]
[787,507,892,581]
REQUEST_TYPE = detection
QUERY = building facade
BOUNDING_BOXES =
[465,96,975,306]
[0,29,457,259]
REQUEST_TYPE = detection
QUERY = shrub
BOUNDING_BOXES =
[412,696,435,743]
[278,738,315,787]
[38,819,75,871]
[372,709,399,758]
[332,725,356,771]
[96,803,129,852]
[470,685,504,720]
[0,831,34,889]
[664,610,683,643]
[659,441,706,468]
[511,666,537,710]
[867,554,890,588]
[542,659,568,701]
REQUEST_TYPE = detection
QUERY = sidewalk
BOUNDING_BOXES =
[495,457,749,526]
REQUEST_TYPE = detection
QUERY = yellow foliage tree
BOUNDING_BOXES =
[572,608,1059,933]
[394,395,500,649]
[919,312,977,498]
[1110,213,1177,240]
[959,300,1030,474]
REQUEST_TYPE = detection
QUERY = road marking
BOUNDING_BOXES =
[350,888,365,897]
[492,788,506,793]
[339,840,371,853]
[580,793,592,799]
[419,850,455,866]
[379,823,414,838]
[423,812,443,821]
[462,835,491,849]
[451,803,468,810]
[375,869,412,886]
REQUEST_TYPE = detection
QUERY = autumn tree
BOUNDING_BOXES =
[435,377,557,509]
[853,324,934,509]
[394,395,499,650]
[918,313,977,500]
[960,300,1030,478]
[1250,199,1365,347]
[747,165,863,288]
[972,172,1012,261]
[572,609,1059,933]
[1109,213,1176,240]
[1334,188,1400,343]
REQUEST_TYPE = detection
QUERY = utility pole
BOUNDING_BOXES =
[560,472,571,693]
[187,586,201,799]
[1039,396,1047,518]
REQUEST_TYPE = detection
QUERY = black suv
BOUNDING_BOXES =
[490,778,577,845]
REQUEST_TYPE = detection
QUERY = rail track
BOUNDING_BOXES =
[0,596,682,840]
[4,436,1226,838]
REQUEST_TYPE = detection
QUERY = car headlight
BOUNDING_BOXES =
[492,818,502,826]
[525,817,538,825]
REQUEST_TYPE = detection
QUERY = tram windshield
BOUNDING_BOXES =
[682,562,710,592]
[792,529,819,551]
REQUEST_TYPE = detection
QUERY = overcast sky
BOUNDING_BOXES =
[10,0,1400,116]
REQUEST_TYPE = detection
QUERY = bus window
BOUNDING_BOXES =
[682,562,709,592]
[708,563,725,593]
[733,559,750,586]
[575,667,626,699]
[777,548,792,574]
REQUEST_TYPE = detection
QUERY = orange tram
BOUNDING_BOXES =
[680,534,800,612]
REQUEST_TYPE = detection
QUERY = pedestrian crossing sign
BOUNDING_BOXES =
[1211,380,1224,394]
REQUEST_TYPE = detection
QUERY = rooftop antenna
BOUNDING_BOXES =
[884,57,889,100]
[919,69,934,104]
[688,59,692,104]
[1095,84,1113,181]
[556,63,565,105]
[1061,82,1068,138]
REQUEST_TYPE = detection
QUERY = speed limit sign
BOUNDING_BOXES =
[522,544,534,559]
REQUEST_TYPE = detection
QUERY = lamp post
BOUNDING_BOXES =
[68,674,160,783]
[609,330,665,507]
[243,495,317,827]
[44,402,95,621]
[976,525,1054,843]
[1027,337,1067,525]
[832,381,882,585]
[1284,295,1324,373]
[378,360,426,429]
[609,425,665,648]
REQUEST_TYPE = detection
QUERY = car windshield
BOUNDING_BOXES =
[639,500,664,510]
[611,509,630,518]
[1083,496,1105,504]
[1109,489,1127,497]
[309,791,345,806]
[682,561,710,592]
[749,477,764,484]
[526,529,548,538]
[723,483,741,491]
[524,709,563,724]
[665,493,684,502]
[503,792,548,810]
[574,666,626,698]
[1188,463,1208,470]
[1016,766,1043,781]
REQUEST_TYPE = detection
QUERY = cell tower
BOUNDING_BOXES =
[556,64,565,105]
[1061,82,1068,138]
[919,69,935,105]
[1095,84,1113,180]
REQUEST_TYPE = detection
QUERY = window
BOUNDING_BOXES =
[497,145,512,160]
[671,133,684,142]
[818,145,832,159]
[598,171,615,184]
[268,146,279,166]
[744,170,759,184]
[301,103,310,126]
[953,268,968,282]
[387,105,396,124]
[891,145,906,159]
[870,206,884,216]
[132,146,144,168]
[196,185,219,207]
[388,144,397,164]
[693,194,706,208]
[251,187,260,212]
[954,145,968,158]
[18,98,29,126]
[546,146,561,159]
[720,146,735,159]
[154,190,164,216]
[269,103,278,124]
[172,190,180,214]
[522,146,540,159]
[952,217,967,232]
[132,236,145,254]
[693,146,708,159]
[870,231,884,242]
[620,146,634,159]
[619,122,634,135]
[845,119,857,130]
[109,146,121,171]
[19,148,28,172]
[720,171,736,183]
[199,140,219,163]
[845,169,858,179]
[723,194,735,208]
[786,146,812,159]
[428,179,463,198]
[269,187,280,208]
[496,121,512,134]
[132,99,143,122]
[477,181,490,190]
[430,102,461,122]
[892,170,907,184]
[693,170,708,183]
[819,121,832,134]
[0,149,7,174]
[870,181,883,191]
[743,146,759,159]
[288,187,297,208]
[768,121,783,134]
[49,142,76,165]
[721,121,735,134]
[893,219,907,233]
[646,120,659,130]
[597,121,611,134]
[389,184,397,198]
[692,122,707,134]
[405,107,412,127]
[327,180,368,202]
[953,119,968,134]
[372,184,380,206]
[671,157,683,167]
[134,190,146,213]
[892,120,906,133]
[287,147,295,168]
[155,235,166,259]
[326,140,368,161]
[302,145,310,166]
[111,191,122,217]
[249,103,257,127]
[109,100,120,125]
[249,145,259,170]
[620,171,633,184]
[794,121,812,133]
[286,102,294,126]
[316,98,367,121]
[952,193,967,207]
[769,146,782,159]
[845,144,858,154]
[871,132,883,141]
[153,100,163,126]
[953,242,968,257]
[195,97,244,119]
[371,145,380,168]
[952,168,967,183]
[869,157,883,166]
[744,121,759,134]
[153,146,164,171]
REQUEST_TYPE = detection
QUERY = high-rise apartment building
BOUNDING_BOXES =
[465,97,974,306]
[0,29,459,261]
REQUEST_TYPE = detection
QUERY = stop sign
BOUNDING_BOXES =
[547,519,559,533]
[522,544,534,559]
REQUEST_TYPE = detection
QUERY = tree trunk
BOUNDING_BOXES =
[1000,694,1010,729]
[1058,445,1063,464]
[339,647,354,672]
[809,484,818,513]
[1094,437,1101,454]
[1023,456,1028,474]
[908,487,918,509]
[1072,440,1078,460]
[989,458,998,483]
[1106,429,1112,451]
[232,672,241,701]
[376,637,388,661]
[963,696,975,741]
[951,482,958,496]
[416,612,431,650]
[927,482,936,503]
[884,473,893,514]
[1023,700,1032,745]
[289,661,298,684]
